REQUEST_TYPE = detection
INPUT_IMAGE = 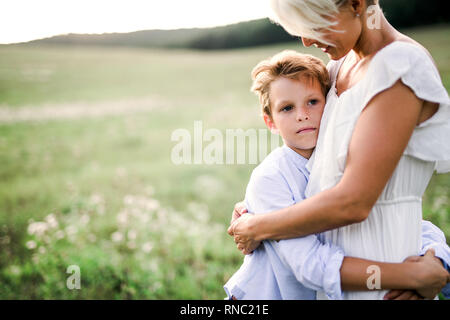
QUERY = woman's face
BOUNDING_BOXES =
[302,7,362,60]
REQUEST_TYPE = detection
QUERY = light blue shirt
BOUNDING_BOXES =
[224,145,450,300]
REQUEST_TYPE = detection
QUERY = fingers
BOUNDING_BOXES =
[384,290,424,300]
[403,255,421,263]
[231,208,241,224]
[235,201,248,214]
[424,248,436,257]
[227,223,234,236]
[410,294,424,300]
[233,201,247,217]
[236,243,252,255]
[229,201,248,231]
[383,290,403,300]
[393,290,417,300]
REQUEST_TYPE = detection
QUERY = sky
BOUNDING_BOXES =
[0,0,273,44]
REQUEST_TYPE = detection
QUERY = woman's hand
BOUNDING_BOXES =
[412,249,450,299]
[228,211,261,255]
[384,255,425,300]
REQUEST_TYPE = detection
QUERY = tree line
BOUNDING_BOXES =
[23,0,449,50]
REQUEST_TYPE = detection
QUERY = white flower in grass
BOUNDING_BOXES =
[127,229,137,240]
[38,246,46,254]
[27,222,48,237]
[124,195,134,206]
[80,214,90,225]
[90,193,104,206]
[45,214,59,229]
[117,215,128,228]
[55,230,65,240]
[145,199,160,211]
[26,240,37,249]
[111,231,123,243]
[142,242,154,253]
[65,225,77,236]
[150,281,162,292]
[139,213,150,224]
[9,265,20,276]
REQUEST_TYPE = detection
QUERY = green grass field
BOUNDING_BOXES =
[0,25,449,299]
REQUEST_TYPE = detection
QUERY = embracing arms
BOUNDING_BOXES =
[229,80,425,243]
[238,157,449,299]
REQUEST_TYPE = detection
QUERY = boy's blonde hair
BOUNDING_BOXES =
[251,50,330,119]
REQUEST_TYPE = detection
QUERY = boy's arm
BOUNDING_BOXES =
[420,220,450,298]
[420,220,450,270]
[245,169,344,299]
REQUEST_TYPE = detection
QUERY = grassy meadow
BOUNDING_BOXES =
[0,24,449,299]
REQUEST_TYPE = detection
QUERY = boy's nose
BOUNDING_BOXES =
[297,111,309,121]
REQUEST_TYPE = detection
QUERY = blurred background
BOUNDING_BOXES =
[0,0,449,299]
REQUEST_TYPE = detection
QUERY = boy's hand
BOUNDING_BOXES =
[230,201,248,225]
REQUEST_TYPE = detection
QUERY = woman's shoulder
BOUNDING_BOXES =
[360,38,445,104]
[371,38,436,71]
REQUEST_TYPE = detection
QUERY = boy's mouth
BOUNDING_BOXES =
[296,127,316,134]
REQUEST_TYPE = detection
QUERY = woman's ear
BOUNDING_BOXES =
[263,113,279,135]
[349,0,364,16]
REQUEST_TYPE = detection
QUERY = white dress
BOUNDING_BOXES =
[305,41,450,300]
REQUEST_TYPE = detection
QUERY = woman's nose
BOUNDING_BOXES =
[301,37,315,47]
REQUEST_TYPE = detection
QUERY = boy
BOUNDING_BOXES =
[224,50,450,300]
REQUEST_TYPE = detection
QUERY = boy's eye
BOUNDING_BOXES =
[308,99,318,106]
[281,105,293,112]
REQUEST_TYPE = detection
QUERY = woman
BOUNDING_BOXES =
[228,0,450,299]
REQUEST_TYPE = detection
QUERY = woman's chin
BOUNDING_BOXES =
[327,48,351,60]
[328,51,345,60]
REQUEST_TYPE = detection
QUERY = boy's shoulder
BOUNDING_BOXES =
[245,146,309,214]
[250,145,308,184]
[251,146,290,179]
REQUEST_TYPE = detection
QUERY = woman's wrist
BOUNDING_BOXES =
[400,262,422,289]
[249,213,264,242]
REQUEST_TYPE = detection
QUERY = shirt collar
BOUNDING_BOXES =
[281,144,310,176]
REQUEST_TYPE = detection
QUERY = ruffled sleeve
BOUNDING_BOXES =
[356,41,450,173]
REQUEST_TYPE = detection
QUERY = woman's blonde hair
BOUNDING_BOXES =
[269,0,378,45]
[251,50,330,119]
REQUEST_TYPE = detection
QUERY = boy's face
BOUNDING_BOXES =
[264,76,326,159]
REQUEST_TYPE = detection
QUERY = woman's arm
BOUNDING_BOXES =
[229,80,424,245]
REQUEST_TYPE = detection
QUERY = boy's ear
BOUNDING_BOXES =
[263,113,279,135]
